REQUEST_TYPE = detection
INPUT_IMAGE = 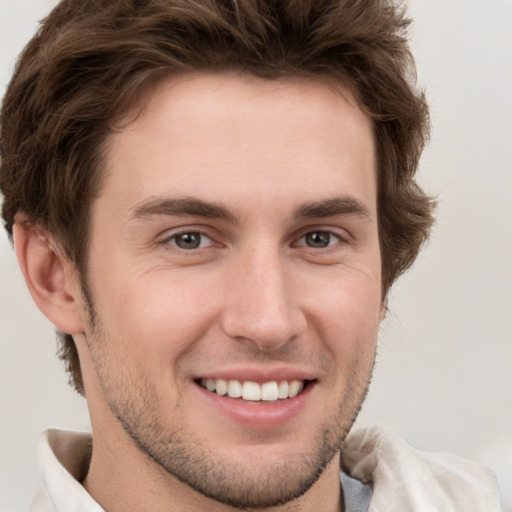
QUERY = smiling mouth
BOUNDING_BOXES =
[198,378,311,402]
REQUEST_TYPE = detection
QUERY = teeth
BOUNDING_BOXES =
[216,379,228,396]
[278,380,289,399]
[201,378,306,401]
[288,380,304,397]
[242,381,261,400]
[261,381,279,401]
[227,380,242,398]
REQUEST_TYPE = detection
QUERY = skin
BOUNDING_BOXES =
[16,73,384,512]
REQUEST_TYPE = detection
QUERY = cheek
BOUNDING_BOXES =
[94,270,222,364]
[306,273,382,361]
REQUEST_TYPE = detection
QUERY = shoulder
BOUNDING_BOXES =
[342,425,501,512]
[31,429,102,512]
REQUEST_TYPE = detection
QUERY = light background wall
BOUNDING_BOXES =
[0,0,511,510]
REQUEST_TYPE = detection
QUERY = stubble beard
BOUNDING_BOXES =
[83,304,375,509]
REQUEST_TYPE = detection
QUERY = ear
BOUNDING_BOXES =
[13,220,85,335]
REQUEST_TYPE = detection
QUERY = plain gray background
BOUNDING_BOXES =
[1,1,511,510]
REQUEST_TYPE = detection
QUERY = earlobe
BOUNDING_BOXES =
[13,220,85,335]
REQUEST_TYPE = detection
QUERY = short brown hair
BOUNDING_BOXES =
[0,0,434,395]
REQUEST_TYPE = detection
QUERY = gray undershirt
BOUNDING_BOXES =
[340,472,372,512]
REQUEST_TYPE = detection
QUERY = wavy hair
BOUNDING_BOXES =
[0,0,434,394]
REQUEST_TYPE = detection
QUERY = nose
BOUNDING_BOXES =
[220,244,307,350]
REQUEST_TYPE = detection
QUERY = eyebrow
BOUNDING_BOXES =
[294,197,371,220]
[130,197,239,223]
[129,195,371,224]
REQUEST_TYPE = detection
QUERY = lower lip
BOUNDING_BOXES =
[195,382,315,429]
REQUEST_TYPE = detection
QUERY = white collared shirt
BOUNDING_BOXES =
[30,426,500,512]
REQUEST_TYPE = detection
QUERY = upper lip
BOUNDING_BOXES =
[195,366,317,384]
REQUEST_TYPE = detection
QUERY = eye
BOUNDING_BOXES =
[166,231,213,250]
[297,231,341,248]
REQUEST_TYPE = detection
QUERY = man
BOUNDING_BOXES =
[0,0,501,510]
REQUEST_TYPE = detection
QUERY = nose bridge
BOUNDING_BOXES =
[221,240,305,348]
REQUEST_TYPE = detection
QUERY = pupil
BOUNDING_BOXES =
[177,232,201,249]
[306,232,330,248]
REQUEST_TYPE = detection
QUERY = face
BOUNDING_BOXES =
[76,73,383,509]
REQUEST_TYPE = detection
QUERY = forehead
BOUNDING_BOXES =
[98,72,376,217]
